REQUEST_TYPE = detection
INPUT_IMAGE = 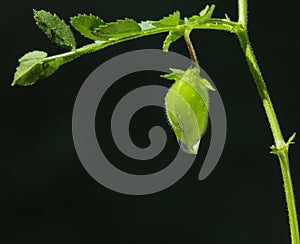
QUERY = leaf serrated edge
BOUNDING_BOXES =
[33,9,76,50]
[70,13,105,40]
[153,11,181,27]
[92,18,142,39]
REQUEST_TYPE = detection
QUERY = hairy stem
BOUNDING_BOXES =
[237,28,299,244]
[279,150,300,244]
[236,30,284,146]
[184,30,199,64]
[236,0,299,242]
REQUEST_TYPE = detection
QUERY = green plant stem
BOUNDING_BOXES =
[237,28,299,244]
[42,19,237,69]
[236,30,284,146]
[44,26,180,66]
[238,0,248,29]
[279,150,300,244]
[236,1,299,242]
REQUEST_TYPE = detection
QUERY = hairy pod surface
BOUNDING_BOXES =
[162,66,214,154]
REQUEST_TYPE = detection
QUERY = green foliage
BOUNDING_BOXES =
[93,18,142,40]
[163,29,184,51]
[70,14,105,40]
[153,11,181,28]
[33,10,76,50]
[186,5,215,28]
[12,5,228,86]
[12,51,62,86]
[162,66,214,154]
[159,6,216,51]
[12,51,47,86]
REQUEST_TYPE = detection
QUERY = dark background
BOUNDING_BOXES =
[1,0,300,243]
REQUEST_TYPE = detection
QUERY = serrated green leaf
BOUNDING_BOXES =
[187,5,215,28]
[70,14,105,40]
[153,11,181,28]
[93,18,142,40]
[34,9,76,50]
[163,29,184,51]
[12,51,62,86]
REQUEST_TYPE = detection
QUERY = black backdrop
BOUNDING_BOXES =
[1,0,300,243]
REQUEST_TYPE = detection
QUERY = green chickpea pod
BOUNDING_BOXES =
[162,66,215,154]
